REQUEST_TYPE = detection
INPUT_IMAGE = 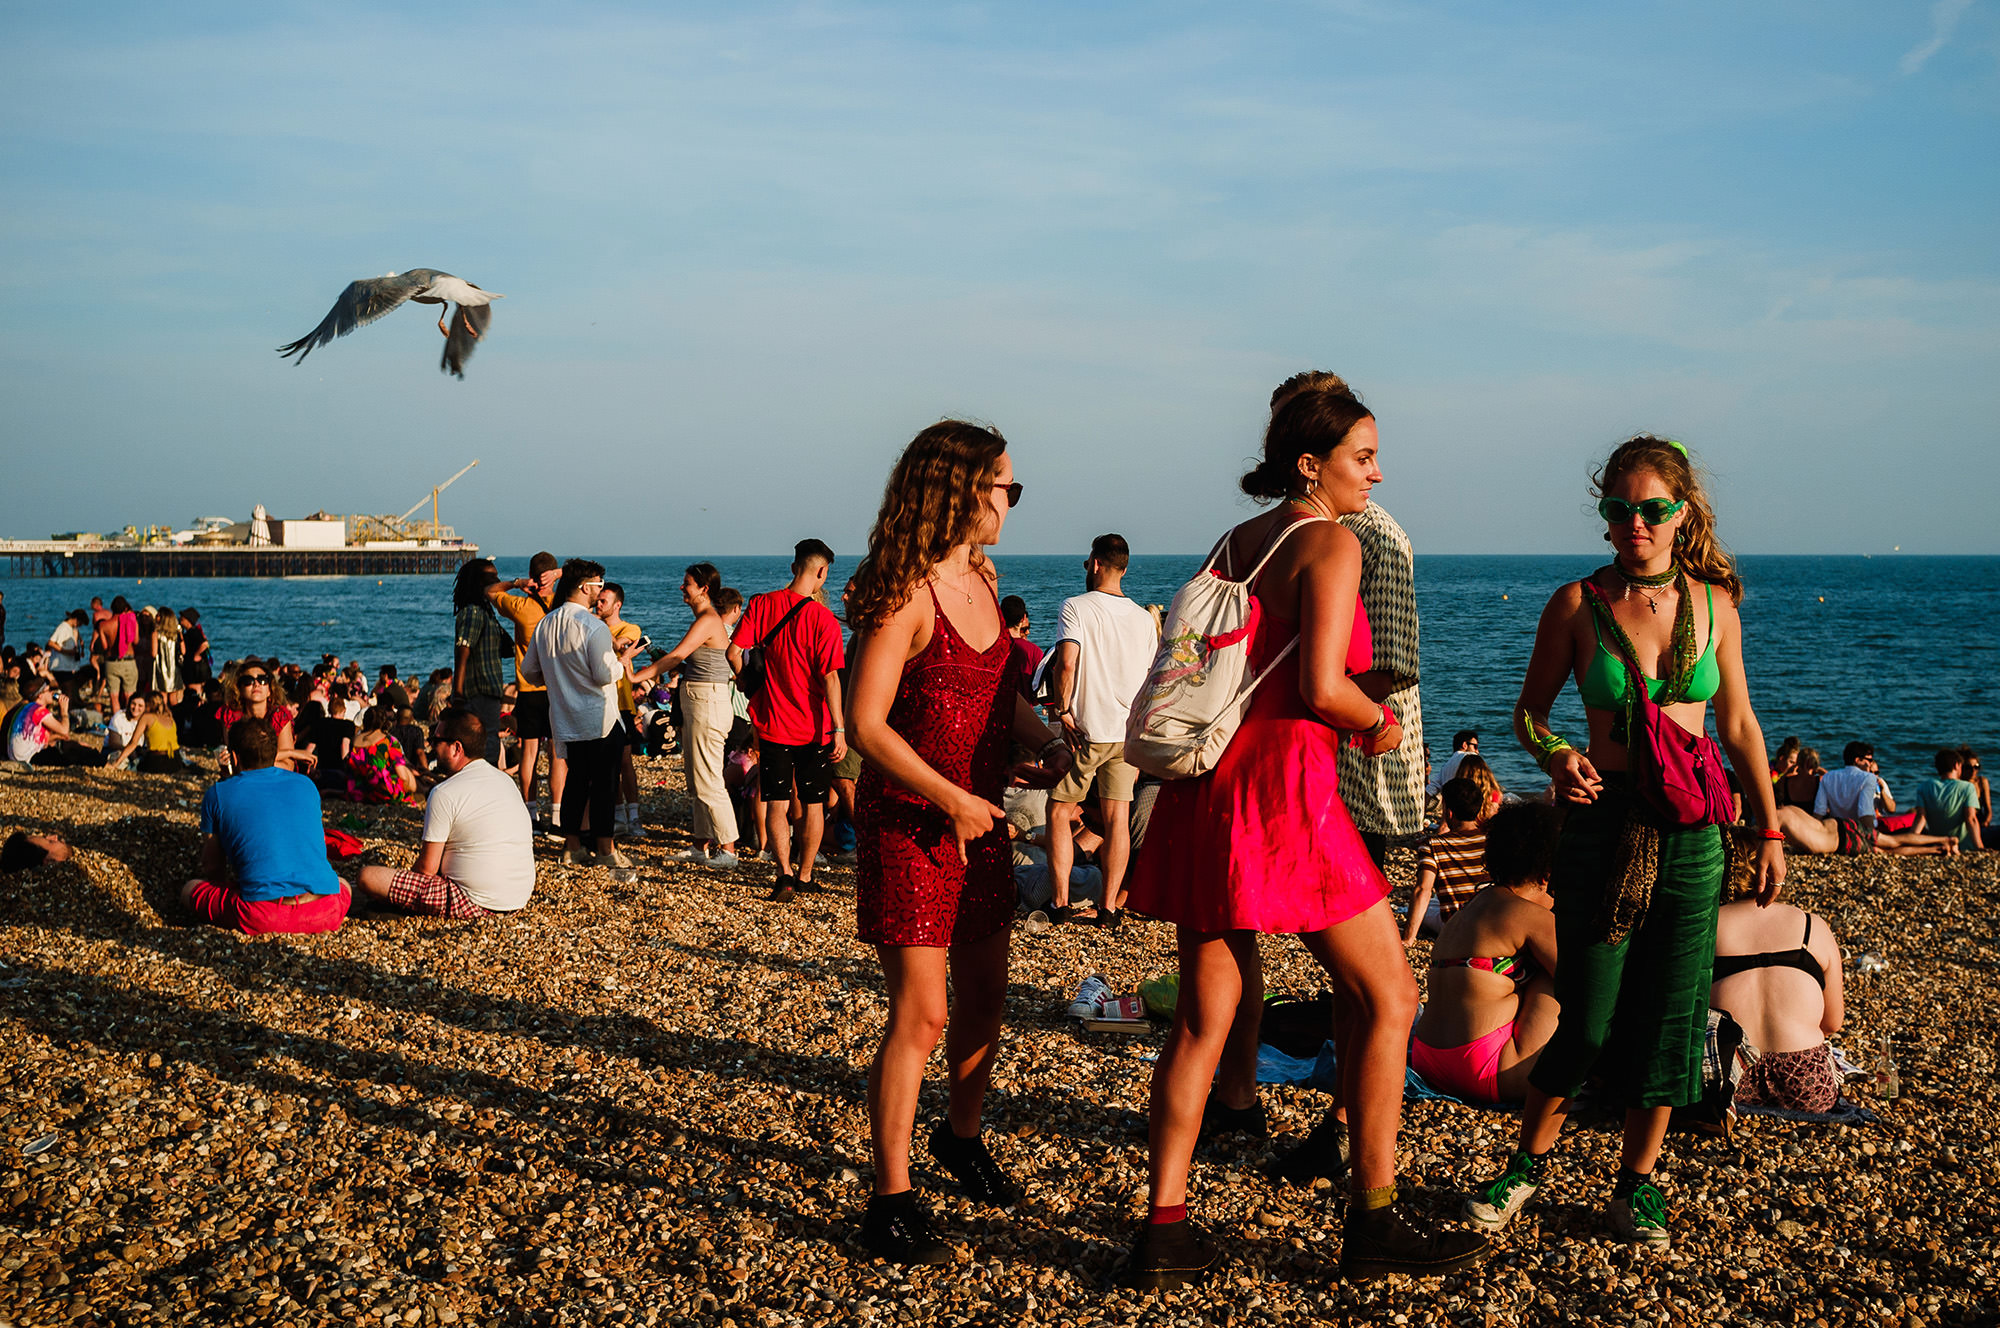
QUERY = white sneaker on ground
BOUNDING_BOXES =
[707,851,740,871]
[671,848,709,863]
[591,848,640,883]
[561,846,591,867]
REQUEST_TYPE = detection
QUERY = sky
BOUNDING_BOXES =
[1,1,1995,557]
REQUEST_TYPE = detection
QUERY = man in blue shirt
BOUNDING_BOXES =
[184,717,349,934]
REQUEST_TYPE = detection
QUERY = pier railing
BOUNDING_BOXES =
[0,543,478,578]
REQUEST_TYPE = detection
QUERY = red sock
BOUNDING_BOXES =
[1148,1203,1187,1225]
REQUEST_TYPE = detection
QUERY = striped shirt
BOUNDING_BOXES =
[1419,826,1490,919]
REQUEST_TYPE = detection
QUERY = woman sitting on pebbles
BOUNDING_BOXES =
[1710,870,1846,1114]
[1410,801,1562,1105]
[104,691,187,774]
[844,420,1071,1264]
[342,704,423,806]
[1468,435,1786,1250]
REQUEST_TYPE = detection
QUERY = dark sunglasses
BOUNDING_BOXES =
[994,481,1023,508]
[1597,496,1686,526]
[240,674,271,684]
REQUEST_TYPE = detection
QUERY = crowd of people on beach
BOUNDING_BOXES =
[2,368,1996,1290]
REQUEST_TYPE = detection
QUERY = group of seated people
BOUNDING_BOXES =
[1771,739,1986,856]
[1402,799,1847,1116]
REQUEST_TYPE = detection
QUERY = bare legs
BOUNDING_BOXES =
[1147,900,1415,1209]
[867,928,1011,1194]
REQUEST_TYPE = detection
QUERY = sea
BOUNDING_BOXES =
[6,555,1994,798]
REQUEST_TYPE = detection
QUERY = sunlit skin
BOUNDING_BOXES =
[1507,461,1785,1179]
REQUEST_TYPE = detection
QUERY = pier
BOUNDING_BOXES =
[0,541,477,579]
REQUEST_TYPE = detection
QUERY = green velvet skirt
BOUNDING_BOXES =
[1527,775,1724,1109]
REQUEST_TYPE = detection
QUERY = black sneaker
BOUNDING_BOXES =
[1338,1199,1491,1280]
[926,1122,1023,1206]
[1119,1218,1220,1290]
[1198,1091,1268,1141]
[859,1192,949,1265]
[1268,1112,1350,1186]
[768,877,796,903]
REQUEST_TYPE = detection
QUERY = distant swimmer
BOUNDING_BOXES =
[276,269,503,378]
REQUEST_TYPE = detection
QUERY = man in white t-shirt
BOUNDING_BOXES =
[47,610,90,677]
[356,709,536,916]
[1046,533,1160,924]
[1775,739,1961,857]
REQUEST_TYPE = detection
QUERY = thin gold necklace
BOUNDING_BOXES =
[933,568,977,605]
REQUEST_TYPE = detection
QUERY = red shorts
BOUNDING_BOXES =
[186,879,351,935]
[387,868,490,920]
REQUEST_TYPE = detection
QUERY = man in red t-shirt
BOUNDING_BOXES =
[730,539,847,901]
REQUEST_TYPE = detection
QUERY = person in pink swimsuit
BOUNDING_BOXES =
[1410,801,1562,1104]
[1120,374,1489,1287]
[845,421,1072,1266]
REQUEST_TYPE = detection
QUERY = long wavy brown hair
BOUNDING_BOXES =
[1593,434,1744,604]
[848,420,1009,630]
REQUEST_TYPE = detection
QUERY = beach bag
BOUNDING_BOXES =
[1124,516,1324,780]
[1582,581,1734,830]
[736,596,812,699]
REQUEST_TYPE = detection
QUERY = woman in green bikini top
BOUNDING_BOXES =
[1464,434,1787,1253]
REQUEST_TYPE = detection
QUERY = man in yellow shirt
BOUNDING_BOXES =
[487,551,561,816]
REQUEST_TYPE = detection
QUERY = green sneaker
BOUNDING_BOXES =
[1463,1151,1541,1232]
[1606,1180,1671,1248]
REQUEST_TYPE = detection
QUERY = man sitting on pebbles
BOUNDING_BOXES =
[184,717,351,935]
[1774,741,1959,857]
[354,708,535,919]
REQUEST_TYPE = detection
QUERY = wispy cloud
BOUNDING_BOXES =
[1900,0,1974,75]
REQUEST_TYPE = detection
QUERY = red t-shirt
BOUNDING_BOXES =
[732,590,845,746]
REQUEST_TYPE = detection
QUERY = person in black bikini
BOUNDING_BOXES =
[1710,879,1845,1113]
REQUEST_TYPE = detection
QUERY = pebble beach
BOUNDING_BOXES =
[1,756,1994,1328]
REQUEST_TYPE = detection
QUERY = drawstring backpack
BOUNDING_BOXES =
[1123,516,1325,779]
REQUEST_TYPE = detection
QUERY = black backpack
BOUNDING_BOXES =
[736,596,812,699]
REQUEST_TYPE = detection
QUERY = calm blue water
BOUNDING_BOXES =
[6,555,1994,797]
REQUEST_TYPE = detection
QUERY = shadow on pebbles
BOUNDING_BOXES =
[0,757,1995,1326]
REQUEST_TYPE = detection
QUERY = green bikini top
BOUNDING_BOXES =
[1580,580,1720,710]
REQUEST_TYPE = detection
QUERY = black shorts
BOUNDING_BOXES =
[514,690,551,741]
[759,740,834,803]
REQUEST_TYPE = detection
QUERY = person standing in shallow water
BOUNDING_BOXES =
[844,420,1072,1264]
[1121,375,1489,1286]
[1466,434,1786,1249]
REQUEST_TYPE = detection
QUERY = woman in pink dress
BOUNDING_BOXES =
[1122,376,1489,1286]
[846,421,1072,1264]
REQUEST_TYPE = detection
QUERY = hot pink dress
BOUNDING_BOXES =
[1124,568,1388,935]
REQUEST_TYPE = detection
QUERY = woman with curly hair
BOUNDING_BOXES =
[1466,435,1785,1249]
[845,420,1071,1263]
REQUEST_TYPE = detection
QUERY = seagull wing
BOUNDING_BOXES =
[439,302,493,379]
[276,273,427,364]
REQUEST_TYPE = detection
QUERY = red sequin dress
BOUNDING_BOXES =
[1125,570,1388,934]
[857,585,1015,948]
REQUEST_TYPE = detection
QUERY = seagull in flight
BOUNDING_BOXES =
[277,269,504,378]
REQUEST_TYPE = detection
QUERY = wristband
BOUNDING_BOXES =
[1530,738,1574,773]
[1757,828,1785,841]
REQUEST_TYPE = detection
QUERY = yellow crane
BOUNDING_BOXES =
[350,460,480,543]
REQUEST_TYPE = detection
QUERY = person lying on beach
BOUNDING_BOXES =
[183,717,350,935]
[1410,801,1561,1105]
[355,709,535,919]
[1773,741,1958,856]
[1710,868,1845,1114]
[1,829,73,872]
[1911,749,1986,853]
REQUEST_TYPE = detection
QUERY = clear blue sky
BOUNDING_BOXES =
[2,2,1994,556]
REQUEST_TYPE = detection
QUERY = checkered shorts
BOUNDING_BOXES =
[387,868,490,920]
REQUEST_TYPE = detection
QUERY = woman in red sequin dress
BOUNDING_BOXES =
[846,421,1071,1264]
[1119,377,1488,1287]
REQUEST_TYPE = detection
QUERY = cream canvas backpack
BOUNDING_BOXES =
[1123,516,1324,779]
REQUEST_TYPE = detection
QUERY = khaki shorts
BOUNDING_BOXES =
[1051,740,1138,805]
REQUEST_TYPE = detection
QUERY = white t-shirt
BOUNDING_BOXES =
[108,711,140,748]
[1054,590,1159,743]
[48,621,86,668]
[1814,765,1885,822]
[422,758,536,911]
[1427,749,1474,797]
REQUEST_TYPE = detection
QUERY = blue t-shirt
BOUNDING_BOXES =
[199,766,342,902]
[1913,776,1980,850]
